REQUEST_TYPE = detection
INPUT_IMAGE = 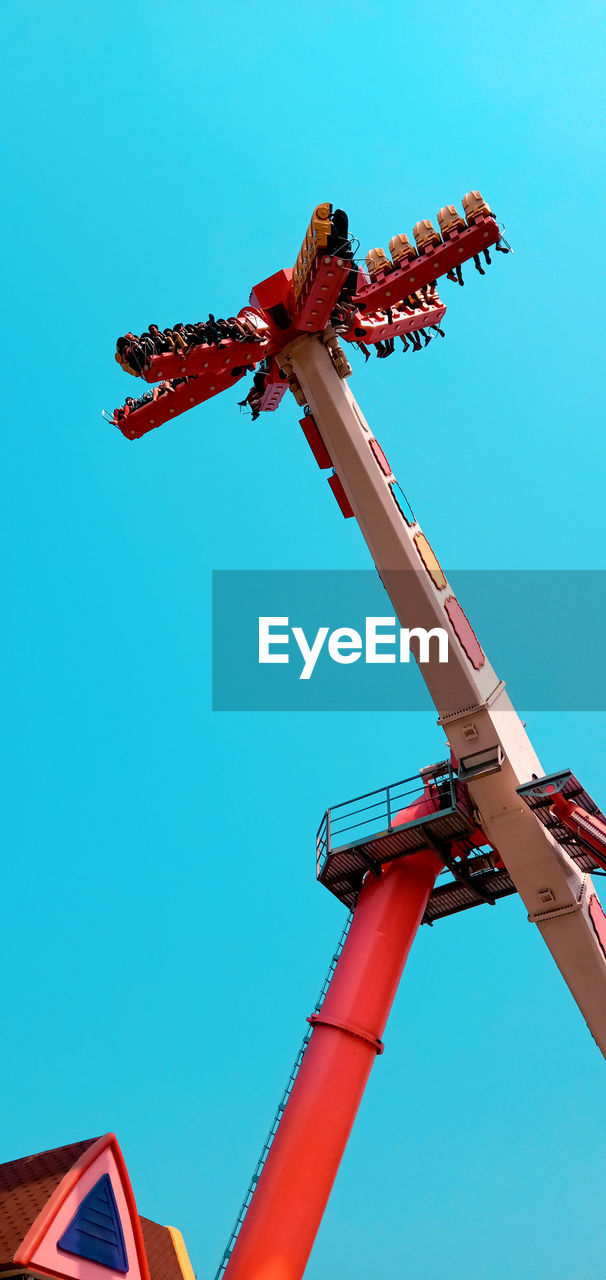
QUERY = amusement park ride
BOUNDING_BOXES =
[107,195,606,1279]
[2,194,605,1280]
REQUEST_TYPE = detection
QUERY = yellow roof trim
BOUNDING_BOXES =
[166,1227,196,1280]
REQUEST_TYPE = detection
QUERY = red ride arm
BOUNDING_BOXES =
[551,792,606,871]
[354,215,502,313]
[115,369,246,440]
[140,336,269,384]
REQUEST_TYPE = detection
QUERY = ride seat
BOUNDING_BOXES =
[389,233,416,265]
[462,190,493,225]
[437,205,466,238]
[365,247,391,277]
[413,219,442,251]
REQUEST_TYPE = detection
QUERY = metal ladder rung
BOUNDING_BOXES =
[213,912,353,1279]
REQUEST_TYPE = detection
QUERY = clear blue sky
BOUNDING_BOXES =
[2,3,606,1277]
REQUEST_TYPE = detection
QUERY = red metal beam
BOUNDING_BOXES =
[344,297,447,345]
[551,794,606,872]
[353,215,501,313]
[138,337,269,385]
[293,255,352,332]
[113,369,246,440]
[223,848,442,1280]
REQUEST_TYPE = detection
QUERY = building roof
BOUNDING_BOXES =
[0,1138,191,1280]
[0,1139,97,1268]
[139,1220,185,1280]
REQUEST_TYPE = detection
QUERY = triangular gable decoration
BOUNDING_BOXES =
[58,1174,129,1273]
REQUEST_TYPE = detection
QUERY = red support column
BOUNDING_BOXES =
[224,848,442,1280]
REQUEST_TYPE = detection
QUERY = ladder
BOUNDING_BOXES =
[213,912,353,1279]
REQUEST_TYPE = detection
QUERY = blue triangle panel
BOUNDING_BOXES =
[58,1174,129,1273]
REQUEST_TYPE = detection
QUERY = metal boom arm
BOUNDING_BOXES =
[285,333,606,1057]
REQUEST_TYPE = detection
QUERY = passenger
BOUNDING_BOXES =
[172,324,188,350]
[148,324,171,353]
[206,314,223,347]
[446,266,464,286]
[229,316,249,342]
[473,247,493,269]
[191,323,208,346]
[128,342,147,373]
[330,306,354,336]
[116,335,132,361]
[116,333,145,373]
[431,324,445,338]
[238,369,268,420]
[138,333,156,362]
[238,388,260,419]
[409,331,422,353]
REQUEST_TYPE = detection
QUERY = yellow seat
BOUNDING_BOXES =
[437,205,466,238]
[365,247,391,277]
[413,219,441,251]
[293,203,333,299]
[462,191,493,225]
[389,233,416,265]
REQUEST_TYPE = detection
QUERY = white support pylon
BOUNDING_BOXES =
[286,332,606,1057]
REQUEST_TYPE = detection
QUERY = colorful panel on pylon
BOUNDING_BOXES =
[369,438,392,477]
[58,1175,128,1273]
[389,482,416,526]
[444,595,485,669]
[328,473,354,519]
[589,895,606,957]
[413,532,447,590]
[300,415,332,470]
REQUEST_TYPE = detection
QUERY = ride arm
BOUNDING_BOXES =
[137,336,269,384]
[353,215,502,313]
[550,793,606,871]
[341,293,447,346]
[113,368,247,440]
[283,333,606,1057]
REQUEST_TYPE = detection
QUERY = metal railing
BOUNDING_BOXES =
[317,762,456,875]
